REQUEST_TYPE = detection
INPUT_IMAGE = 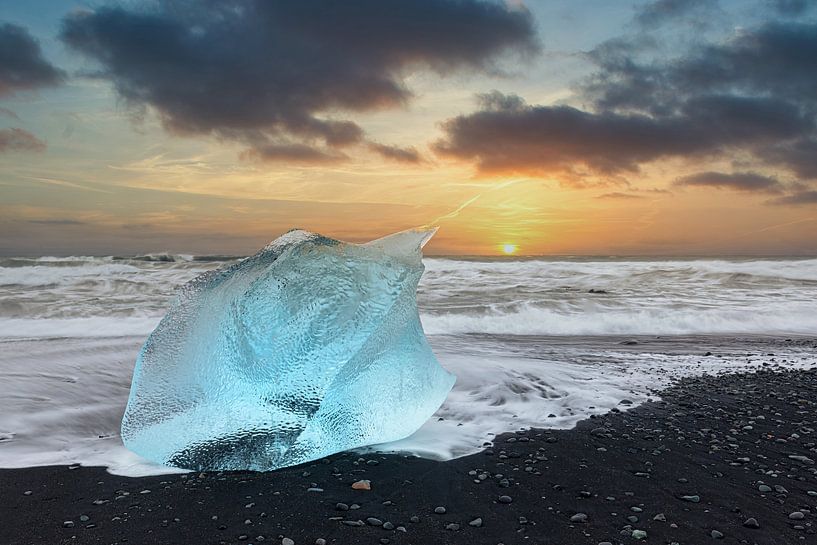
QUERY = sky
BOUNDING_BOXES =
[1,0,816,256]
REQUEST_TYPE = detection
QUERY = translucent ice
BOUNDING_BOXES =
[121,228,455,471]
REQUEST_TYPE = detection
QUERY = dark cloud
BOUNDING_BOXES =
[435,94,693,176]
[769,0,815,16]
[368,142,422,164]
[634,0,718,28]
[61,0,537,162]
[584,21,817,115]
[759,138,817,179]
[435,20,817,192]
[674,171,785,193]
[0,23,64,97]
[240,143,346,164]
[768,189,817,205]
[27,219,86,225]
[596,192,646,200]
[587,20,817,180]
[0,127,46,152]
[433,92,806,179]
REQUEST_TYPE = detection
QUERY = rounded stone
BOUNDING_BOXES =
[570,513,588,523]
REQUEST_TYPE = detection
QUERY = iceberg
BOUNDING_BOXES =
[121,227,454,471]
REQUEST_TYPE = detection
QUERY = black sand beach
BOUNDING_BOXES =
[3,361,817,545]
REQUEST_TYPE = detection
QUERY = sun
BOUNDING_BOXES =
[500,243,518,255]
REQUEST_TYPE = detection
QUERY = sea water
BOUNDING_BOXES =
[1,254,816,475]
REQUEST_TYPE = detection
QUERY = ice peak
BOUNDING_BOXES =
[364,226,437,258]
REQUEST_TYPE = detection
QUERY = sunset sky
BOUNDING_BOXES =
[1,0,816,256]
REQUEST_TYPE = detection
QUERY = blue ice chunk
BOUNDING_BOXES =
[121,227,454,471]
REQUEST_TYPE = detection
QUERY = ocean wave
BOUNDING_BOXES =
[420,302,817,336]
[0,316,161,338]
[3,256,817,336]
[424,257,817,283]
[7,302,816,339]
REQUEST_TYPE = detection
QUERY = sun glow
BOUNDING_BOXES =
[500,243,518,255]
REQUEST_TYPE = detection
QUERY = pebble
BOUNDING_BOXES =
[789,511,805,520]
[632,529,647,540]
[469,517,483,527]
[445,523,460,531]
[63,521,74,528]
[315,540,326,545]
[743,518,760,529]
[434,506,446,514]
[758,484,772,493]
[382,522,395,530]
[570,513,588,523]
[351,480,371,491]
[367,517,383,526]
[653,513,666,521]
[681,495,700,503]
[282,538,294,545]
[498,495,513,504]
[788,455,814,464]
[711,529,723,539]
[335,503,349,511]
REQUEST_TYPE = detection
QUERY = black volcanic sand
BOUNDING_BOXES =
[3,368,817,545]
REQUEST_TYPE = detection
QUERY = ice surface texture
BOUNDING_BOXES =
[121,228,455,471]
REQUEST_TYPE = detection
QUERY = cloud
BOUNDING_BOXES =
[61,0,537,162]
[240,143,346,164]
[584,20,817,180]
[433,92,807,179]
[0,107,19,120]
[596,192,647,200]
[0,23,64,97]
[768,0,815,16]
[674,171,785,193]
[435,20,817,187]
[759,138,817,179]
[768,190,817,205]
[634,0,719,28]
[0,128,46,152]
[27,219,86,225]
[368,142,422,163]
[585,21,817,115]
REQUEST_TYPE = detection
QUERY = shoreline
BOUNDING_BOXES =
[3,364,816,544]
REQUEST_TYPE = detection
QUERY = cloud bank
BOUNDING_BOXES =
[61,0,537,163]
[434,17,817,204]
